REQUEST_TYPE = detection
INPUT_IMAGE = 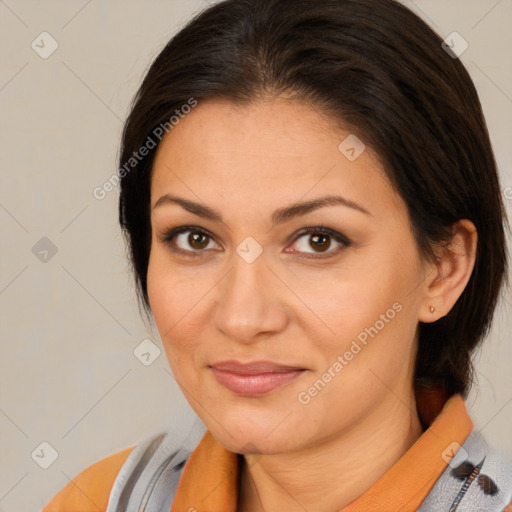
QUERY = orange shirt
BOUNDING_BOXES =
[42,445,135,511]
[43,390,474,511]
[170,392,472,511]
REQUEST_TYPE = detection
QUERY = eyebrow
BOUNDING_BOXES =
[152,194,372,226]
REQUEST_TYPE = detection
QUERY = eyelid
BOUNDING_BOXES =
[158,225,221,256]
[286,226,351,258]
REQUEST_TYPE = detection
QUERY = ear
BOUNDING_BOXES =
[419,219,478,323]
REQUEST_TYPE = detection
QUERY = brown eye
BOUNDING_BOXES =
[187,231,210,250]
[161,227,220,257]
[308,233,331,252]
[290,227,351,258]
[174,230,215,252]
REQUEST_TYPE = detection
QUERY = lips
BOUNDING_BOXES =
[211,360,305,373]
[209,360,306,396]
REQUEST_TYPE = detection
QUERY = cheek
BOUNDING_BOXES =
[293,244,422,369]
[146,253,170,330]
[147,247,197,329]
[147,253,185,357]
[146,251,212,372]
[293,252,412,331]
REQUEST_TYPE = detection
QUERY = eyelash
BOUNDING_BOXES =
[158,225,351,260]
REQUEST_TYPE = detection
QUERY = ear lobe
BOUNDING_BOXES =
[419,219,478,323]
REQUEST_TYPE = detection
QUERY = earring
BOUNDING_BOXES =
[429,305,436,314]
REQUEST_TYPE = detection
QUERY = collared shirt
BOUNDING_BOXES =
[43,389,512,511]
[170,392,472,511]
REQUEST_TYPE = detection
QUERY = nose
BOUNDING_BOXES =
[212,249,289,344]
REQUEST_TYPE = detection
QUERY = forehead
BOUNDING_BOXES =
[150,97,402,219]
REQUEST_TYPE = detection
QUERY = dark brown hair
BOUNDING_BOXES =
[118,0,508,398]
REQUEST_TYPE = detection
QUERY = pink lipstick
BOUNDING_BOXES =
[210,360,306,396]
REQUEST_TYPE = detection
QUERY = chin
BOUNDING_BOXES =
[204,410,307,455]
[217,430,296,455]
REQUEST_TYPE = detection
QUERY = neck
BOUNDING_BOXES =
[237,391,424,512]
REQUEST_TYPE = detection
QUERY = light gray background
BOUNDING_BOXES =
[0,1,511,511]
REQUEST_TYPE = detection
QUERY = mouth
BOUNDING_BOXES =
[209,360,307,397]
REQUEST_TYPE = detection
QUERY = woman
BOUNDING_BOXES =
[43,0,512,510]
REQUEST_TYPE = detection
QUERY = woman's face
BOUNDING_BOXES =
[147,97,431,454]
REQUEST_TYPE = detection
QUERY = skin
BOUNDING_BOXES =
[146,96,477,511]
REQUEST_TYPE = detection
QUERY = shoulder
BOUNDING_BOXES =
[42,425,204,512]
[104,429,195,510]
[42,445,135,512]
